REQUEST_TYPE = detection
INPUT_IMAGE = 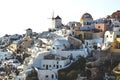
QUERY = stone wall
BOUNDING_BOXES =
[68,36,82,48]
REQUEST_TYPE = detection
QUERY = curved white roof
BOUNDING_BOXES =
[52,39,69,46]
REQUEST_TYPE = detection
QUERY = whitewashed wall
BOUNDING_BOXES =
[32,51,50,68]
[104,31,115,43]
[51,49,88,60]
[40,59,70,69]
[38,70,57,80]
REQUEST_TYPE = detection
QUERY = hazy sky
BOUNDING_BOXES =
[0,0,120,36]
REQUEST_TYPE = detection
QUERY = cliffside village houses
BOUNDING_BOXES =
[0,10,120,80]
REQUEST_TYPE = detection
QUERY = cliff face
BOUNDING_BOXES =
[68,36,83,49]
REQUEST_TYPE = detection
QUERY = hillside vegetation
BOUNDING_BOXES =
[58,56,86,80]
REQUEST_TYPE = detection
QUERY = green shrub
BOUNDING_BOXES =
[58,56,86,80]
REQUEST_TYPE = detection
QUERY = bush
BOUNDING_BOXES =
[66,70,79,80]
[58,56,86,80]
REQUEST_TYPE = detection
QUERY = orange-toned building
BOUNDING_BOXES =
[94,23,108,32]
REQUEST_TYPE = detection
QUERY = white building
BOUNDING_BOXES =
[51,39,70,51]
[16,68,57,80]
[112,20,120,32]
[80,13,94,31]
[104,31,120,43]
[54,29,71,37]
[51,38,88,59]
[67,21,80,28]
[85,39,93,48]
[31,49,87,70]
[85,38,103,48]
[104,31,115,43]
[95,18,107,24]
[54,49,88,60]
[0,51,12,60]
[38,70,57,80]
[26,28,32,37]
[40,54,70,70]
[2,59,21,68]
[0,35,11,47]
[84,36,103,52]
[52,16,62,28]
[25,51,50,68]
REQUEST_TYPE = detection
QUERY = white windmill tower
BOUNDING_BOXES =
[48,11,62,29]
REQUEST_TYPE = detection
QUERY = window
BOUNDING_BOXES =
[117,35,120,38]
[13,60,19,63]
[60,65,62,68]
[98,26,100,28]
[53,47,55,49]
[46,75,48,78]
[46,65,48,69]
[49,65,51,67]
[106,35,108,38]
[43,64,45,67]
[53,64,55,67]
[52,74,54,79]
[72,31,74,35]
[57,61,59,64]
[86,42,88,45]
[57,65,59,69]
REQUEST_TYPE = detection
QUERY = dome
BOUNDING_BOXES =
[80,13,93,23]
[111,10,120,20]
[81,13,93,19]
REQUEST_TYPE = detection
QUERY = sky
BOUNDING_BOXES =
[0,0,120,36]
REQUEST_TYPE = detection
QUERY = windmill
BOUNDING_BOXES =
[48,11,55,28]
